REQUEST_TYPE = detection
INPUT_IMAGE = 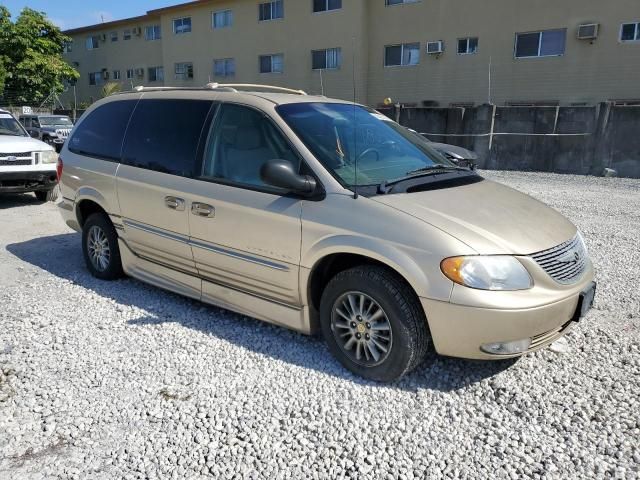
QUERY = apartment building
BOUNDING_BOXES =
[61,0,640,108]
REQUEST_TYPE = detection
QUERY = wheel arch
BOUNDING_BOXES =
[74,189,111,228]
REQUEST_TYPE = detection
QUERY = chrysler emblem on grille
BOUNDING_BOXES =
[557,250,581,266]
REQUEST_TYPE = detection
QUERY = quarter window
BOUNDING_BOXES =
[148,66,164,82]
[384,43,420,66]
[620,22,640,41]
[145,25,162,40]
[313,0,341,13]
[122,100,214,177]
[259,54,284,73]
[458,37,478,54]
[173,17,192,34]
[259,1,284,21]
[312,48,342,70]
[202,104,300,189]
[175,62,194,80]
[515,29,566,58]
[68,100,137,160]
[213,10,233,28]
[214,58,236,77]
[86,36,99,50]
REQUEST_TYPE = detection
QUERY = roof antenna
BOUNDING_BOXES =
[352,36,358,200]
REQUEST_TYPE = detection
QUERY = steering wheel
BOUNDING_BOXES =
[355,147,380,163]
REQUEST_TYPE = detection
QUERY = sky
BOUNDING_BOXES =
[3,0,180,30]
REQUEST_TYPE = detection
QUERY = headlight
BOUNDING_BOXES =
[441,256,533,291]
[41,150,58,164]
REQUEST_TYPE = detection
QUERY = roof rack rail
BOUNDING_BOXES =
[205,83,307,95]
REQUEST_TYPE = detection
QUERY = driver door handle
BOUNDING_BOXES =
[191,202,215,218]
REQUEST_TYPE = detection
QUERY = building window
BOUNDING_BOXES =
[173,17,192,34]
[259,54,284,73]
[126,69,134,79]
[213,10,233,29]
[214,58,236,77]
[145,25,162,41]
[88,72,104,85]
[63,41,73,53]
[457,37,478,54]
[313,0,341,13]
[175,62,194,80]
[113,70,121,80]
[384,43,420,66]
[148,66,164,82]
[515,29,566,58]
[86,36,99,50]
[312,48,342,70]
[385,0,419,5]
[110,31,118,42]
[123,29,131,40]
[620,22,640,42]
[259,1,284,21]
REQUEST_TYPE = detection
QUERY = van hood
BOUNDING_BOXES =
[372,178,576,255]
[0,135,53,152]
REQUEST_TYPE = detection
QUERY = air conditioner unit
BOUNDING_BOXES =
[577,23,599,40]
[426,41,444,55]
[132,27,142,36]
[99,34,107,42]
[135,68,145,77]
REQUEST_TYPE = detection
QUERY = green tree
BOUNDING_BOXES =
[0,6,79,105]
[101,82,121,98]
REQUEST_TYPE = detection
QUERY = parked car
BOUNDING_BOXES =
[406,127,478,169]
[19,114,73,152]
[57,85,595,382]
[0,109,59,201]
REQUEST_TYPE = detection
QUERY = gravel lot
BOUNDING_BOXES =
[0,171,639,479]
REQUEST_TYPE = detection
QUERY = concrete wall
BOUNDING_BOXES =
[390,103,640,178]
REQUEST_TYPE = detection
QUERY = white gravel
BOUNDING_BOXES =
[0,171,639,479]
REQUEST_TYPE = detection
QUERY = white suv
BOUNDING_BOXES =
[0,109,59,201]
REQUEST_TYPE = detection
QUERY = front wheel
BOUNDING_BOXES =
[320,266,431,382]
[82,213,123,280]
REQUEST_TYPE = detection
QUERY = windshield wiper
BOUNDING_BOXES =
[378,165,470,194]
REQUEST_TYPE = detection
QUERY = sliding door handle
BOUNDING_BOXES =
[191,202,215,218]
[165,196,186,211]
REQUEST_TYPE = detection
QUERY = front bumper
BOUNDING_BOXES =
[0,169,58,193]
[421,269,595,360]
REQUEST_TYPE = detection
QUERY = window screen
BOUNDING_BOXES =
[121,99,213,177]
[68,100,137,160]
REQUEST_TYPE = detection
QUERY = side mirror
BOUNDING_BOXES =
[260,159,317,195]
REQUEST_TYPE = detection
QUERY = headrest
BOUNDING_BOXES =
[233,126,262,150]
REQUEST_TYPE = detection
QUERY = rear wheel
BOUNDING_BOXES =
[82,213,123,280]
[320,265,431,382]
[34,187,58,202]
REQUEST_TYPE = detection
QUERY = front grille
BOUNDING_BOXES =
[0,152,32,158]
[530,234,588,285]
[0,159,32,166]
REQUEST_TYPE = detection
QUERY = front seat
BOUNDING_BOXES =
[222,125,273,186]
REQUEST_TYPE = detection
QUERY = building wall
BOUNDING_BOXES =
[61,0,640,108]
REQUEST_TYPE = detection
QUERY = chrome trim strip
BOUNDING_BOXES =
[123,219,290,272]
[190,239,290,272]
[123,219,190,244]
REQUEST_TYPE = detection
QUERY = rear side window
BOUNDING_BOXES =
[121,99,213,177]
[68,100,137,160]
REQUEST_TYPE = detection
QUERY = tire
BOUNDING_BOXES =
[319,265,431,382]
[34,187,58,202]
[82,212,123,280]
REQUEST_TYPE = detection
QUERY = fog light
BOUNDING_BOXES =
[481,338,532,355]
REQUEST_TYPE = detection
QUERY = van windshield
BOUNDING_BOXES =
[276,103,457,187]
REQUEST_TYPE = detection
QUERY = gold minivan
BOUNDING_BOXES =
[58,85,596,381]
